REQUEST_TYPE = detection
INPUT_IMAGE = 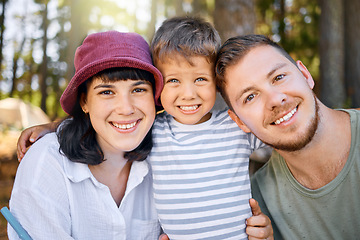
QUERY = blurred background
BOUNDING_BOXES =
[0,0,359,238]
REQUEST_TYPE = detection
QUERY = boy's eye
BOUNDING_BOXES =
[244,93,255,103]
[195,77,206,82]
[167,79,179,83]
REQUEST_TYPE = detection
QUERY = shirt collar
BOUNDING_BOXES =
[62,157,150,188]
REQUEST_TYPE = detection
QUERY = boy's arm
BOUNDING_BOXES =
[17,121,59,161]
[246,198,274,240]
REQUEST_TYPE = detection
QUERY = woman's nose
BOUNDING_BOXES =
[114,94,135,115]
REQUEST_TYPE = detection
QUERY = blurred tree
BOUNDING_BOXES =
[9,30,26,97]
[38,0,50,113]
[19,38,37,102]
[256,0,320,91]
[192,0,209,17]
[214,0,256,42]
[0,0,7,99]
[146,0,158,41]
[344,0,360,107]
[175,0,184,16]
[319,0,345,108]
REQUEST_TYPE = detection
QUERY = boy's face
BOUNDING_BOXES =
[156,55,216,125]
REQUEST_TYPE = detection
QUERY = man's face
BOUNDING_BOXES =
[225,45,319,152]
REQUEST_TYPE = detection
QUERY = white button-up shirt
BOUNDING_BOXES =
[8,133,161,240]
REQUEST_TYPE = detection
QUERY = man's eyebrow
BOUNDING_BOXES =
[235,63,288,101]
[267,63,287,79]
[237,86,256,101]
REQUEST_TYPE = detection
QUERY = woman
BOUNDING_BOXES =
[8,31,164,239]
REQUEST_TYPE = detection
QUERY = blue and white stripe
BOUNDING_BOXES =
[148,109,263,240]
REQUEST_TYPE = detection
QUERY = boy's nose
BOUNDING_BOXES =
[180,84,196,100]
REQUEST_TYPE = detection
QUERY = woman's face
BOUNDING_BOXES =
[80,77,156,155]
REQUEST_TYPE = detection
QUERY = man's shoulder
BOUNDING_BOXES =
[251,151,284,185]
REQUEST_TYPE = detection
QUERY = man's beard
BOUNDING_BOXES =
[260,96,320,152]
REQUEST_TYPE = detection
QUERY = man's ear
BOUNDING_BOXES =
[296,60,315,89]
[228,110,251,133]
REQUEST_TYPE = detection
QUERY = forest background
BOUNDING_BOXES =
[0,0,360,239]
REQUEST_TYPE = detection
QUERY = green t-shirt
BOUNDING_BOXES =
[251,109,360,240]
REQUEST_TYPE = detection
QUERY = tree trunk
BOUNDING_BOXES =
[344,0,360,107]
[192,0,208,17]
[213,0,256,43]
[319,0,345,108]
[175,0,184,16]
[66,0,90,86]
[146,0,157,42]
[213,0,256,111]
[9,37,26,97]
[40,1,49,113]
[0,0,7,98]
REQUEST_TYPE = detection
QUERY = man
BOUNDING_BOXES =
[215,34,360,239]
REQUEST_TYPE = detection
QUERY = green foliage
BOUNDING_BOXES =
[256,0,321,84]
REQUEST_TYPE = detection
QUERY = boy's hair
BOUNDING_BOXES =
[215,34,298,110]
[58,67,154,165]
[150,16,221,65]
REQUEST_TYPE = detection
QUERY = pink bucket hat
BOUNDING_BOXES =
[60,31,163,115]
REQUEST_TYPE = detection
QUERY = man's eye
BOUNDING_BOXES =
[245,94,255,103]
[274,74,285,81]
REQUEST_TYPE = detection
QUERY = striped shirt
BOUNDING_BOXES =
[148,109,263,240]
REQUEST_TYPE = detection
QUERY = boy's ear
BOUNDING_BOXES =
[228,110,251,133]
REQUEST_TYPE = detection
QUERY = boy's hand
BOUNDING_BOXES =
[246,198,273,240]
[17,122,58,161]
[159,233,169,240]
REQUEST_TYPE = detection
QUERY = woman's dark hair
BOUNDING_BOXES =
[57,67,155,165]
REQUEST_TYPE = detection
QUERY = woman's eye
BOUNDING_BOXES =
[245,93,255,103]
[100,90,113,95]
[274,74,285,82]
[133,88,146,93]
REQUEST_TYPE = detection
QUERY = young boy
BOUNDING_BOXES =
[148,16,268,239]
[17,17,272,240]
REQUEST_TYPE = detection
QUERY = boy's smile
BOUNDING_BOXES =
[157,55,216,125]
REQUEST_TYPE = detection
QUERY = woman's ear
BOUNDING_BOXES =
[228,110,251,133]
[79,93,88,113]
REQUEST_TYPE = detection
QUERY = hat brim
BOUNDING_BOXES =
[60,56,163,115]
